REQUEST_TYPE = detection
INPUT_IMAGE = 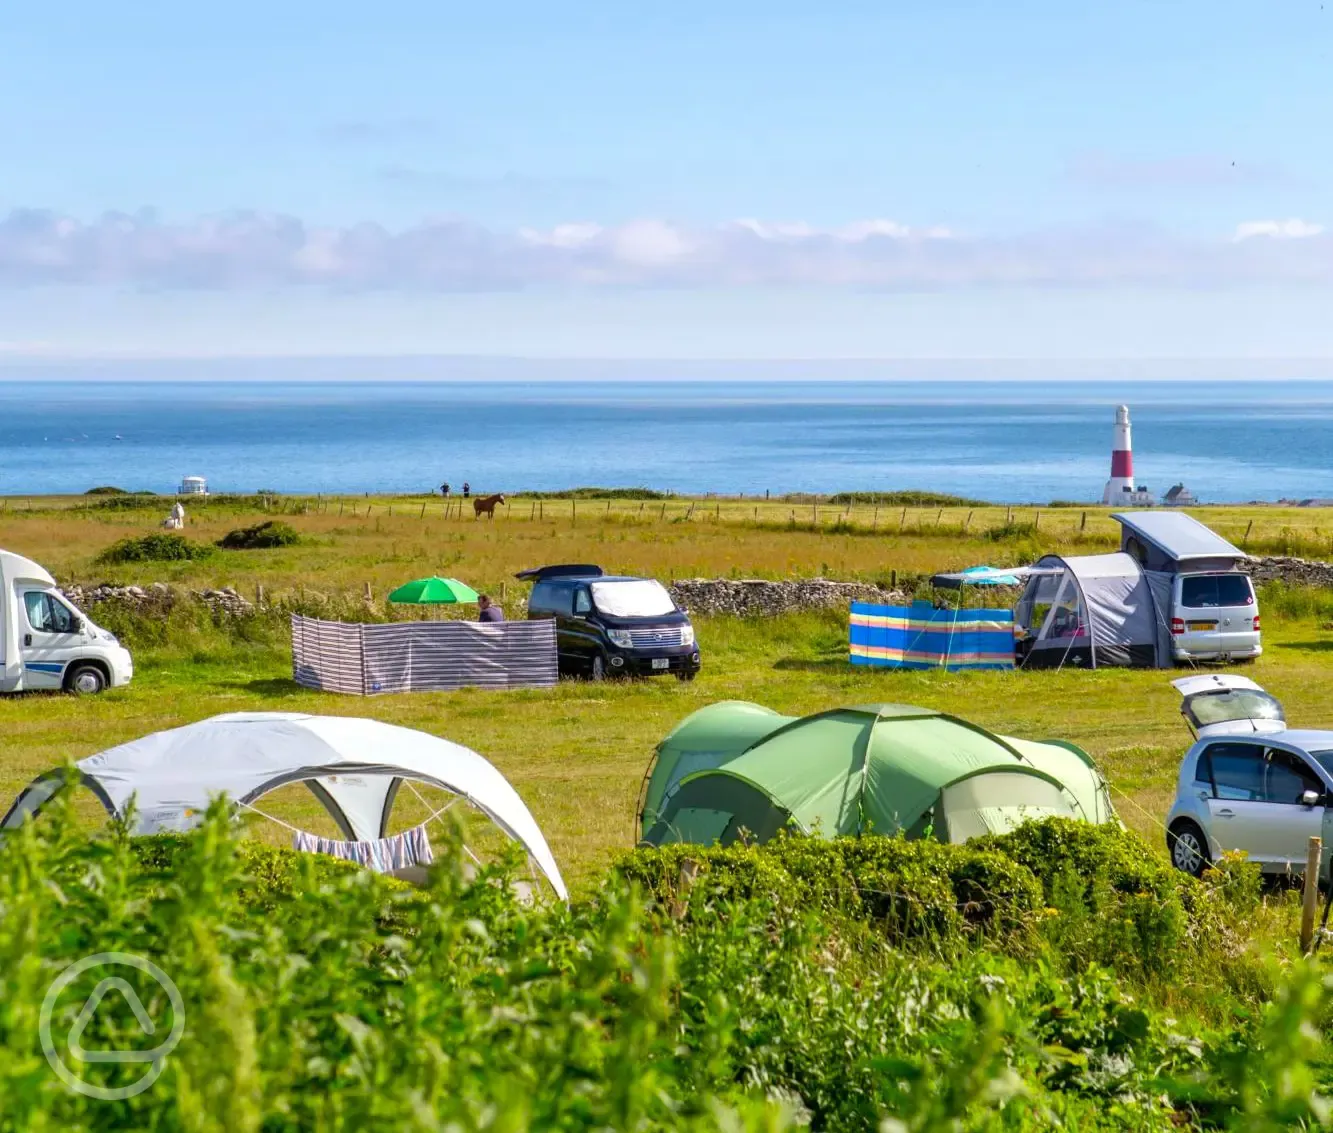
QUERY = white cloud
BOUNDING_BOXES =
[0,208,1329,291]
[1232,218,1325,241]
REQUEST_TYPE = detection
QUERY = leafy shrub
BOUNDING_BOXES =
[513,486,675,500]
[216,520,302,550]
[616,834,1044,949]
[90,493,163,511]
[821,490,988,507]
[1,800,1324,1130]
[85,485,133,495]
[95,533,215,564]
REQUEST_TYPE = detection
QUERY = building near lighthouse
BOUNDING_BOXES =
[1102,405,1155,506]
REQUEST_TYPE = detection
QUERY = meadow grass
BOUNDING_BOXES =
[3,497,1333,892]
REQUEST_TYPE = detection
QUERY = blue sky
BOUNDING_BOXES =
[3,0,1332,364]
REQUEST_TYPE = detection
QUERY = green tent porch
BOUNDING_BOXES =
[638,701,1114,848]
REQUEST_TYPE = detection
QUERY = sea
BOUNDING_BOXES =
[1,379,1331,503]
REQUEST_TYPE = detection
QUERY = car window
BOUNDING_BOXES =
[1263,749,1324,804]
[23,592,76,634]
[1180,575,1253,609]
[573,587,592,615]
[1192,749,1214,790]
[1205,742,1266,801]
[589,579,676,618]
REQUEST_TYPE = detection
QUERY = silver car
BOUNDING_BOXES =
[1165,674,1333,878]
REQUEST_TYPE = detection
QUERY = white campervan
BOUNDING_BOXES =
[0,550,134,694]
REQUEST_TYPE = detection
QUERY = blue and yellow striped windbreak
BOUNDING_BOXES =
[849,602,1015,671]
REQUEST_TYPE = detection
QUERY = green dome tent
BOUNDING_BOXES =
[638,701,1114,848]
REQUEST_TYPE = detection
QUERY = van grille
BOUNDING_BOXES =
[624,627,685,649]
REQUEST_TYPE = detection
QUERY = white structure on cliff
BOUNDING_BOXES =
[1101,406,1154,506]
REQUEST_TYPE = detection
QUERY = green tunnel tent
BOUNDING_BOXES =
[638,701,1114,848]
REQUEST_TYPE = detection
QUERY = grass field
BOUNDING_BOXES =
[3,494,1333,888]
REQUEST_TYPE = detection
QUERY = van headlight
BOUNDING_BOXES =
[681,625,695,647]
[607,629,634,648]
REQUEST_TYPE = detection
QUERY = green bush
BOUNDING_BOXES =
[216,520,302,550]
[95,533,215,564]
[0,802,1324,1130]
[85,485,135,495]
[822,490,988,507]
[513,486,675,500]
[616,834,1045,949]
[90,494,163,511]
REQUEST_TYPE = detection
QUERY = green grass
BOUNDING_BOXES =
[4,597,1333,892]
[7,496,1333,1127]
[2,495,1333,887]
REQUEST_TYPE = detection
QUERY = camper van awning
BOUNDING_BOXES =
[1111,511,1246,562]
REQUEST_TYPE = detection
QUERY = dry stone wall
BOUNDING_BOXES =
[1241,557,1333,588]
[61,582,255,618]
[667,578,905,616]
[54,556,1333,623]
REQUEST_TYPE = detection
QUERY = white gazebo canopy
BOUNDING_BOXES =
[1,711,567,900]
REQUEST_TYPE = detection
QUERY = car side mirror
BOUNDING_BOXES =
[1302,789,1322,808]
[74,618,85,633]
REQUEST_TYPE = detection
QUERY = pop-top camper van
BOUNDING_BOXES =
[0,550,134,694]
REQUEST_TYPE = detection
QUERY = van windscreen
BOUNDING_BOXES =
[590,580,676,618]
[1180,574,1254,609]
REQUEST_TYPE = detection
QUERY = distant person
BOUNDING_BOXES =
[440,482,450,498]
[462,481,471,499]
[477,594,504,623]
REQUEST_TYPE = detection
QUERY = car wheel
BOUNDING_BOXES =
[65,664,107,695]
[1168,821,1210,877]
[590,654,607,682]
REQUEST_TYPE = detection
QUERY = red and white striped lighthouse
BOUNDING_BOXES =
[1102,405,1136,504]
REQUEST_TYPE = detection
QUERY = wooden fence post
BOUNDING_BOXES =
[1080,511,1087,531]
[873,505,879,529]
[660,502,667,520]
[935,508,943,527]
[1302,835,1323,952]
[572,499,577,525]
[964,510,973,531]
[899,507,907,532]
[1006,506,1012,524]
[1034,511,1040,530]
[420,503,426,519]
[363,582,372,602]
[1243,519,1254,549]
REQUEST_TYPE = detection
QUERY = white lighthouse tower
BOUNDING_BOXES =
[1102,405,1152,506]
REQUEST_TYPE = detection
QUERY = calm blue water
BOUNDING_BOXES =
[1,380,1331,503]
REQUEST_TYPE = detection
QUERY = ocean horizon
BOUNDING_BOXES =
[2,378,1331,503]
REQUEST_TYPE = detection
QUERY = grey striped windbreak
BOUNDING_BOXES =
[292,615,558,695]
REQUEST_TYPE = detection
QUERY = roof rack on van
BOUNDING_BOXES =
[514,563,605,581]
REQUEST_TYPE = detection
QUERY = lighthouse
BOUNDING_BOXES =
[1102,405,1151,505]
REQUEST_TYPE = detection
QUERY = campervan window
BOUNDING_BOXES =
[590,579,675,618]
[1180,575,1254,609]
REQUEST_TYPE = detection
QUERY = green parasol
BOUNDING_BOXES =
[388,576,480,605]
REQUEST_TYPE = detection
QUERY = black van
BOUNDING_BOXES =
[517,564,701,681]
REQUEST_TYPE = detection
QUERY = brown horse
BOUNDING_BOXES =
[474,493,505,519]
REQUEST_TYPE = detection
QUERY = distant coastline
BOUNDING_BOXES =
[1,379,1330,501]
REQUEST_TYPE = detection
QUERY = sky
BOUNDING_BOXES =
[3,0,1333,367]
